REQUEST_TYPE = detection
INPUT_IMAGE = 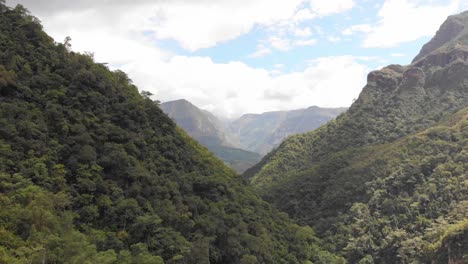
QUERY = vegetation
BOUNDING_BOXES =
[0,3,341,263]
[1,2,467,263]
[247,11,468,263]
[203,142,262,174]
[259,109,467,263]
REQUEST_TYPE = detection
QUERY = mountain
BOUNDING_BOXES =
[160,99,261,173]
[160,100,345,172]
[0,4,342,263]
[246,11,468,263]
[229,106,347,154]
[160,99,232,147]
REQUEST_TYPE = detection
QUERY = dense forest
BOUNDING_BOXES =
[247,10,468,264]
[0,3,342,263]
[1,1,467,264]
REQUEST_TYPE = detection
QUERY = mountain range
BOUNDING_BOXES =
[161,99,346,172]
[228,106,347,155]
[160,99,262,173]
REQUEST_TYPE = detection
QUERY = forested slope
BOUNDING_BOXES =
[262,108,467,263]
[0,3,340,263]
[247,10,468,264]
[245,12,468,183]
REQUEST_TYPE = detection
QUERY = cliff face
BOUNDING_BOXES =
[413,10,468,63]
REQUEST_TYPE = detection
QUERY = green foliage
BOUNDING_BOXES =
[252,108,468,263]
[0,3,340,263]
[204,142,262,173]
[246,21,468,262]
[423,219,468,263]
[246,64,468,185]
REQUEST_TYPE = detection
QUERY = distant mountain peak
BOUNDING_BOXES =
[160,99,232,147]
[172,98,190,103]
[162,98,193,106]
[412,10,468,63]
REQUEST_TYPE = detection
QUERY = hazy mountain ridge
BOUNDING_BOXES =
[246,11,468,263]
[160,99,232,147]
[161,99,346,172]
[160,99,262,173]
[228,106,347,154]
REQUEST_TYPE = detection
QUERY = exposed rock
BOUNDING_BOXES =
[366,67,403,89]
[413,10,468,63]
[414,48,468,70]
[396,67,426,96]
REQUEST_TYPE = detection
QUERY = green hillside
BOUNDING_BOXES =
[247,10,468,263]
[203,143,262,174]
[261,108,467,263]
[0,4,340,263]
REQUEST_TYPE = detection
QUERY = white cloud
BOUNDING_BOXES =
[152,0,307,51]
[327,35,341,42]
[256,35,317,54]
[342,24,373,35]
[293,8,316,22]
[17,0,356,52]
[260,56,368,111]
[269,36,292,51]
[9,0,307,51]
[361,0,461,48]
[249,45,272,58]
[292,0,355,22]
[255,0,356,54]
[125,55,368,117]
[294,27,313,37]
[462,1,468,10]
[294,39,318,46]
[308,0,355,16]
[8,0,366,118]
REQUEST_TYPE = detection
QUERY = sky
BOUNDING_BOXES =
[7,0,468,118]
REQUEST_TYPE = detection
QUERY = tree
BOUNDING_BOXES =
[64,36,72,51]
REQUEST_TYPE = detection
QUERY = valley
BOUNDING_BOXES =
[161,99,345,172]
[0,2,467,264]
